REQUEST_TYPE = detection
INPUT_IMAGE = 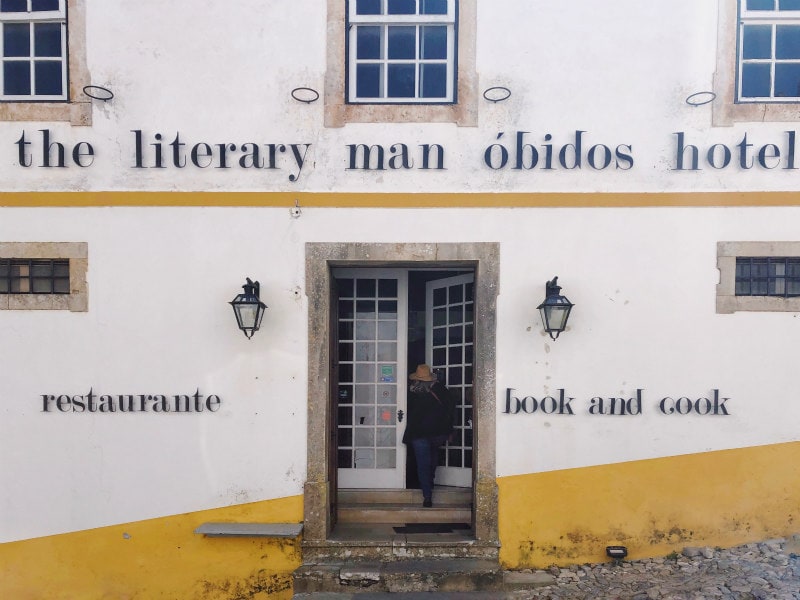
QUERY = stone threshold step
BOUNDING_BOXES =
[294,593,535,599]
[293,564,555,597]
[293,558,556,595]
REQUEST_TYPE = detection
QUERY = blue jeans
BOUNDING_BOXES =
[411,434,449,500]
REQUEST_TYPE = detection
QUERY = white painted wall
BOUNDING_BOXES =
[3,206,800,541]
[0,0,795,192]
[3,1,800,542]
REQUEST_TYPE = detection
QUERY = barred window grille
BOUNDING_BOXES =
[0,258,69,294]
[735,257,800,296]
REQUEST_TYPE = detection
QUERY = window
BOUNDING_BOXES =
[0,258,70,293]
[1,0,66,100]
[0,0,89,125]
[738,0,800,102]
[717,242,800,312]
[735,257,800,295]
[0,242,87,311]
[325,0,476,127]
[347,0,456,104]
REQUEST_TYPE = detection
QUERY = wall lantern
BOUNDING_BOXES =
[537,276,574,340]
[229,278,267,339]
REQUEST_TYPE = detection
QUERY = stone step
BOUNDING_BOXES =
[338,488,472,506]
[292,559,555,596]
[337,504,472,524]
[293,592,535,599]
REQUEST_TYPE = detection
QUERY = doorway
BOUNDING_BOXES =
[332,268,474,491]
[303,243,499,548]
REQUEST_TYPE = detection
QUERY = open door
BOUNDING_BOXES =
[425,273,474,488]
[328,276,339,526]
[333,268,409,489]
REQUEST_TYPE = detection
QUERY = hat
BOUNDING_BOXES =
[409,364,437,382]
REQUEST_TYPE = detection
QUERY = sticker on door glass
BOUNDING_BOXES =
[379,364,395,382]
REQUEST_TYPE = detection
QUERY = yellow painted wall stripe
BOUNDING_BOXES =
[2,191,800,207]
[3,442,799,596]
[0,495,303,600]
[498,441,800,568]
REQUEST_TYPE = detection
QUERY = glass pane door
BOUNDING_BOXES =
[334,268,408,488]
[426,273,474,487]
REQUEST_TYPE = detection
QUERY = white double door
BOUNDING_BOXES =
[334,268,474,489]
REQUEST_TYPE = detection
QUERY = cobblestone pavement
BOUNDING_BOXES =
[515,536,800,600]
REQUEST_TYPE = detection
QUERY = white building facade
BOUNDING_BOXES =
[2,1,800,598]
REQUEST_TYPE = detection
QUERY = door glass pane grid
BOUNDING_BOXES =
[336,276,399,469]
[430,281,473,470]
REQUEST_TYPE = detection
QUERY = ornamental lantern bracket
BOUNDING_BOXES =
[229,277,267,339]
[536,276,574,341]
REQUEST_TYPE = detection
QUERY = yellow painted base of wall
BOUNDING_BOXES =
[498,442,800,568]
[5,443,799,596]
[0,495,303,600]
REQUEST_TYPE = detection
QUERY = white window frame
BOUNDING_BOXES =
[0,0,68,101]
[737,2,800,103]
[347,0,457,104]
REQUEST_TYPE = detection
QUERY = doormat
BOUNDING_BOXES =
[393,523,471,534]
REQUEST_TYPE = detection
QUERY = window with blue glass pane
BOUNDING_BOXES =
[387,64,415,97]
[776,25,800,57]
[34,22,61,57]
[422,0,447,14]
[348,0,455,103]
[743,25,772,59]
[421,26,447,58]
[31,0,59,10]
[742,63,772,97]
[357,26,382,59]
[739,1,800,100]
[34,60,60,94]
[388,26,415,59]
[421,63,446,97]
[0,0,27,12]
[4,22,29,56]
[0,0,66,99]
[356,0,382,15]
[388,0,415,15]
[4,61,29,94]
[356,64,381,97]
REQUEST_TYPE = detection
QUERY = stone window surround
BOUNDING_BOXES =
[0,0,91,126]
[0,241,87,311]
[717,241,800,313]
[324,0,478,127]
[303,242,498,544]
[713,0,800,126]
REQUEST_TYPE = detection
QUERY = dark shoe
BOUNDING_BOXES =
[423,498,432,508]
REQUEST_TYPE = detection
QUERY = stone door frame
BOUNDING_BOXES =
[303,242,499,545]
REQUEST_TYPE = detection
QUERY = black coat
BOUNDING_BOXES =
[402,381,455,443]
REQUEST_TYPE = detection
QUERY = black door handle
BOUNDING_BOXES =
[397,410,404,422]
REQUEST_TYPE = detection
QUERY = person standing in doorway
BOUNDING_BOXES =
[402,364,455,508]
